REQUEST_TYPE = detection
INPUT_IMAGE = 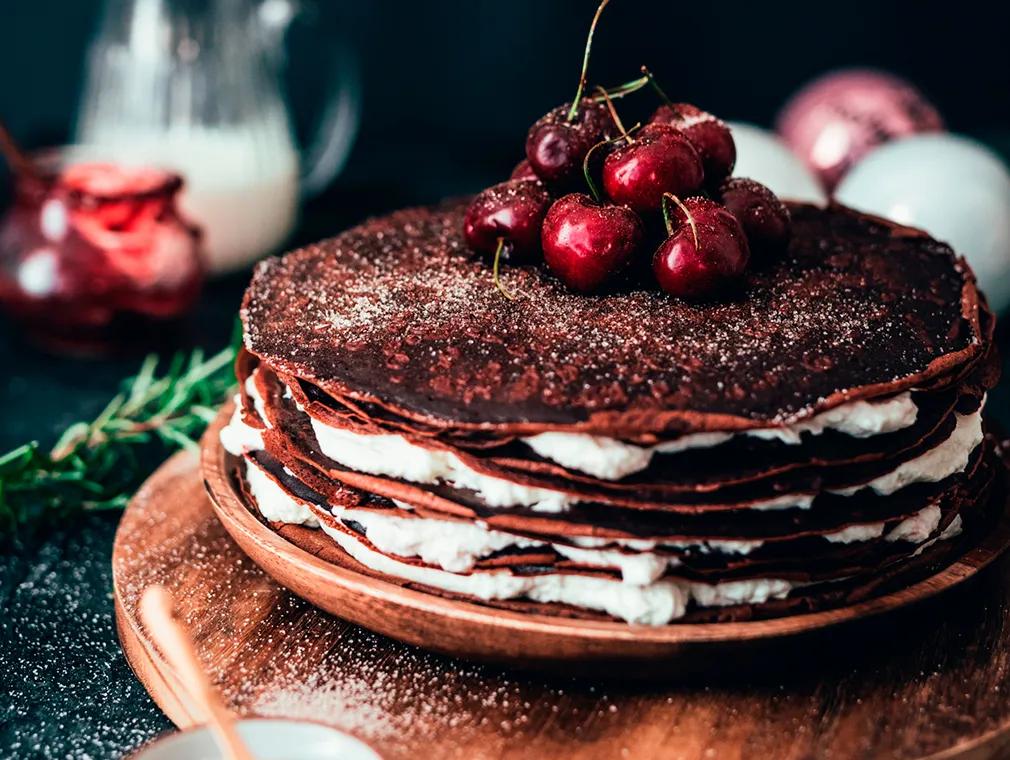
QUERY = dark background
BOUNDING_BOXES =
[3,0,1010,204]
[2,1,1010,757]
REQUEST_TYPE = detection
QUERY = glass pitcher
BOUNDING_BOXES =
[74,0,359,273]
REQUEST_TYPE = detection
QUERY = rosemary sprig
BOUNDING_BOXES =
[0,345,237,536]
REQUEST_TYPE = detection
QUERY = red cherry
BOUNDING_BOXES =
[650,103,736,187]
[718,177,791,254]
[524,0,616,190]
[526,100,614,190]
[652,196,750,299]
[542,193,644,292]
[463,179,551,262]
[601,123,704,213]
[510,160,539,182]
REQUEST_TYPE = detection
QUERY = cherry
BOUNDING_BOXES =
[463,179,551,263]
[541,193,644,292]
[649,103,736,187]
[525,0,616,189]
[652,195,750,300]
[718,177,791,254]
[510,160,538,182]
[527,101,615,191]
[601,123,704,213]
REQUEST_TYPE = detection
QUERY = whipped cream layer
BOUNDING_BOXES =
[305,407,981,513]
[241,456,960,623]
[220,398,265,455]
[524,392,919,479]
[242,456,794,624]
[325,524,789,625]
[830,406,983,497]
[222,374,983,514]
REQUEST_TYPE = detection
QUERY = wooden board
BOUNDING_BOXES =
[199,405,1010,673]
[114,450,1010,759]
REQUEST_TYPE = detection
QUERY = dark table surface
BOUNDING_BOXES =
[0,277,241,760]
[3,165,1010,759]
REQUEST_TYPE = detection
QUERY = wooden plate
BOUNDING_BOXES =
[116,448,1010,759]
[198,405,1010,673]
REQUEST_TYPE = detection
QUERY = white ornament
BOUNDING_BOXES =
[836,134,1010,312]
[726,122,827,205]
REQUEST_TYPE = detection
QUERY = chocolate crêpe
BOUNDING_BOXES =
[220,200,1004,625]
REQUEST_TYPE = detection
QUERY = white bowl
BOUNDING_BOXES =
[130,718,382,760]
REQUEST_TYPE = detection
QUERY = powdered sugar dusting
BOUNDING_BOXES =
[2,514,172,759]
[242,620,634,759]
[242,201,978,429]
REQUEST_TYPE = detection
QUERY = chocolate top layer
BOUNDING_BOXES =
[242,200,984,435]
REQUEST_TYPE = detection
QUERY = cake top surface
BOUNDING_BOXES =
[241,200,983,434]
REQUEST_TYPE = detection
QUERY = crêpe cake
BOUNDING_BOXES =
[220,200,1004,625]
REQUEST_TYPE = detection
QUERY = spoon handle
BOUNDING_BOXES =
[140,585,256,760]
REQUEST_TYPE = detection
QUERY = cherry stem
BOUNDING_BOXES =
[566,0,611,122]
[594,86,631,144]
[592,74,650,102]
[640,66,673,106]
[582,142,605,202]
[582,128,640,202]
[662,192,698,247]
[493,237,516,300]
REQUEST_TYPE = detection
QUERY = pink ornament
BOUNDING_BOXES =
[777,69,943,192]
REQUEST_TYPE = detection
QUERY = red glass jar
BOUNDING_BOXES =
[0,152,203,354]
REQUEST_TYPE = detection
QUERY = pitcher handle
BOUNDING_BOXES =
[260,0,361,198]
[297,41,360,197]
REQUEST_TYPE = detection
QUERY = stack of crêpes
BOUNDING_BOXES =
[220,201,1002,626]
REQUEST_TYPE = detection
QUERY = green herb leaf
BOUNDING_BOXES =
[0,345,236,537]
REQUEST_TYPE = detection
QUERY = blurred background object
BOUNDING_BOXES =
[3,0,1008,199]
[777,69,945,192]
[74,0,360,273]
[724,123,826,205]
[835,134,1010,312]
[0,146,203,354]
[0,0,359,356]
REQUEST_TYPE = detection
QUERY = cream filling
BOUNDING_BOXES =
[327,525,700,625]
[523,392,918,479]
[220,396,264,456]
[823,522,885,544]
[243,456,950,592]
[829,408,984,497]
[568,535,766,555]
[244,459,319,527]
[277,368,917,482]
[218,376,276,456]
[246,373,271,426]
[306,408,982,513]
[244,458,681,583]
[907,514,964,559]
[308,421,575,513]
[223,372,976,624]
[821,504,944,545]
[221,374,982,515]
[242,456,792,624]
[886,504,942,543]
